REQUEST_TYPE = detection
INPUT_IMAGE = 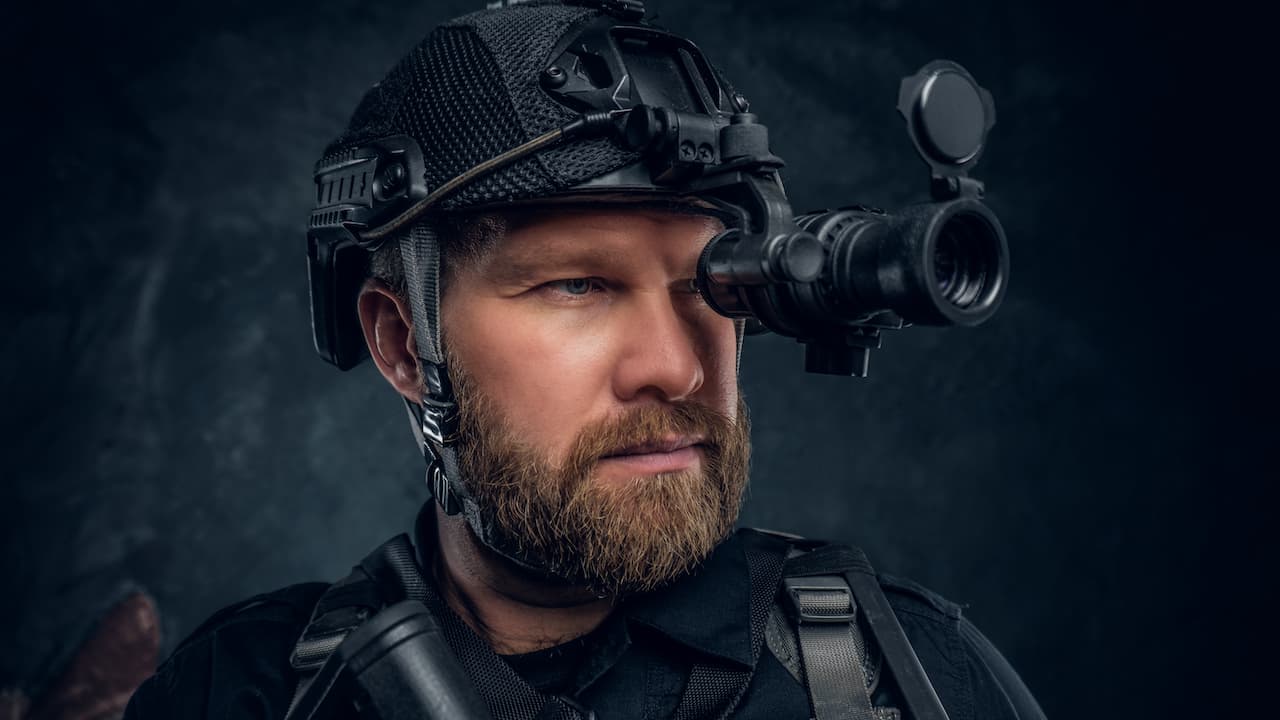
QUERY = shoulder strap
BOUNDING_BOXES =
[288,533,424,675]
[285,534,427,718]
[285,533,593,720]
[782,572,880,720]
[778,539,951,720]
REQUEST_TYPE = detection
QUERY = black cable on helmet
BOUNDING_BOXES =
[359,110,626,245]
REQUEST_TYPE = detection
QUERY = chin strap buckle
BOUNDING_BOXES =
[420,398,459,446]
[419,362,460,444]
[402,376,463,517]
[427,459,463,515]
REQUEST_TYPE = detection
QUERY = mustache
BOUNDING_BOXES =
[561,403,734,474]
[600,434,706,457]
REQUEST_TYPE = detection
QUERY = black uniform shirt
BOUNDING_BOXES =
[125,508,1043,719]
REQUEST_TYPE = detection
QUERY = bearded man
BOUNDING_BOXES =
[125,2,1043,718]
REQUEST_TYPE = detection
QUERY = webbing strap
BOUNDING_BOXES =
[783,543,950,720]
[841,569,950,720]
[284,586,366,716]
[396,214,472,520]
[285,534,428,719]
[288,529,590,720]
[398,222,444,365]
[785,576,876,720]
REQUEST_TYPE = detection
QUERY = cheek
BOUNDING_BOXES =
[445,299,617,458]
[702,319,742,417]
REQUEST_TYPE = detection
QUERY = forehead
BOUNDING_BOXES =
[485,204,725,268]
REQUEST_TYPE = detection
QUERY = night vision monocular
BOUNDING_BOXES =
[307,7,1008,379]
[644,59,1006,376]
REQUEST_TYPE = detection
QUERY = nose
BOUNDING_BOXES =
[612,291,705,403]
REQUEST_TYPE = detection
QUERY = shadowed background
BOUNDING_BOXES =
[1,0,1267,718]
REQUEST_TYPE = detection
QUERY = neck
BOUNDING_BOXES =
[432,506,616,655]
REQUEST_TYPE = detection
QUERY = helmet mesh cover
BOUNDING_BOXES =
[322,1,641,210]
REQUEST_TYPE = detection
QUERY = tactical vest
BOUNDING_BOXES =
[282,529,954,720]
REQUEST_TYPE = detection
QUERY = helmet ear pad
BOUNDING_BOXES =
[308,235,374,371]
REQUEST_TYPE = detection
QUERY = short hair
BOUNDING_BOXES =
[366,212,508,303]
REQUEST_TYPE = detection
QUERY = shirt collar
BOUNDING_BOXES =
[415,502,758,669]
[621,530,756,668]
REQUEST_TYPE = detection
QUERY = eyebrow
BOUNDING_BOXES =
[484,244,633,284]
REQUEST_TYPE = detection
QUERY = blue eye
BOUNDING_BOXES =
[553,278,594,296]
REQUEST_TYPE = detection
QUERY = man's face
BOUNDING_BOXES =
[440,205,749,594]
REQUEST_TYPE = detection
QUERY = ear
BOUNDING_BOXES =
[357,279,423,403]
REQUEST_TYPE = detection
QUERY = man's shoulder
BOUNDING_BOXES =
[736,526,961,619]
[124,582,329,719]
[869,572,1043,720]
[176,582,330,652]
[737,528,1043,720]
[877,571,963,622]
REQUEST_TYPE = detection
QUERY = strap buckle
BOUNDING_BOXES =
[420,399,459,445]
[783,575,857,624]
[420,361,460,445]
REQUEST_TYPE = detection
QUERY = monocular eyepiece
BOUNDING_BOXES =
[914,200,1007,325]
[930,207,1003,313]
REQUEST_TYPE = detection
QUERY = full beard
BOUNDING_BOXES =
[449,365,751,597]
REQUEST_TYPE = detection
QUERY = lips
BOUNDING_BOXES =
[602,435,705,458]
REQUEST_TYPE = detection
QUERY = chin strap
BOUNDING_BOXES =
[398,221,467,516]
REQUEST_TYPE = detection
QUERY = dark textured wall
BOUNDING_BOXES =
[2,1,1266,718]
